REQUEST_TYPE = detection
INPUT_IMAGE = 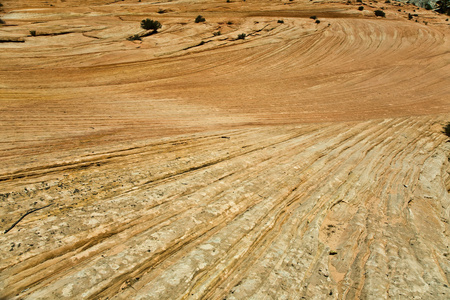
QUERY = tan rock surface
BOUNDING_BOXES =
[0,0,449,299]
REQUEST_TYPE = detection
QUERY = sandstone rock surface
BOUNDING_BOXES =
[0,0,449,299]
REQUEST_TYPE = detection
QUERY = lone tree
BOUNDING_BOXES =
[141,19,162,32]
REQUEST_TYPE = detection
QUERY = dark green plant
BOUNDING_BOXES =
[358,6,364,10]
[444,122,450,137]
[310,15,317,20]
[141,19,162,32]
[195,15,206,23]
[315,19,321,24]
[277,19,284,23]
[424,3,432,10]
[30,30,36,36]
[237,33,246,39]
[374,10,386,17]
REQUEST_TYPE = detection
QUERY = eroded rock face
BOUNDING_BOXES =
[0,0,449,299]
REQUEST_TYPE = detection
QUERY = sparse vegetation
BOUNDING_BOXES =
[436,0,450,15]
[358,6,364,10]
[315,19,321,24]
[237,33,246,39]
[141,19,162,32]
[30,30,36,36]
[444,122,450,137]
[213,31,221,36]
[195,15,206,23]
[277,20,284,23]
[127,34,141,41]
[310,15,317,20]
[374,10,386,17]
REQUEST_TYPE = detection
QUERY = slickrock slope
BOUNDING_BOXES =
[0,0,449,299]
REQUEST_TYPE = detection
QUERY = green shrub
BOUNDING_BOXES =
[141,19,162,32]
[358,6,364,10]
[195,15,206,23]
[30,30,36,36]
[277,19,284,23]
[315,19,321,24]
[374,10,386,17]
[237,33,246,39]
[310,15,317,20]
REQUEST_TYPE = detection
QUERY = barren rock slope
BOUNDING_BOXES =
[0,0,449,299]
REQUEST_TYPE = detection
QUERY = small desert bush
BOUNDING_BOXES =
[141,19,162,32]
[374,10,386,17]
[237,33,246,39]
[358,6,364,10]
[30,30,36,36]
[310,15,317,20]
[277,20,284,23]
[127,34,141,41]
[195,15,206,23]
[315,19,321,24]
[444,122,450,137]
